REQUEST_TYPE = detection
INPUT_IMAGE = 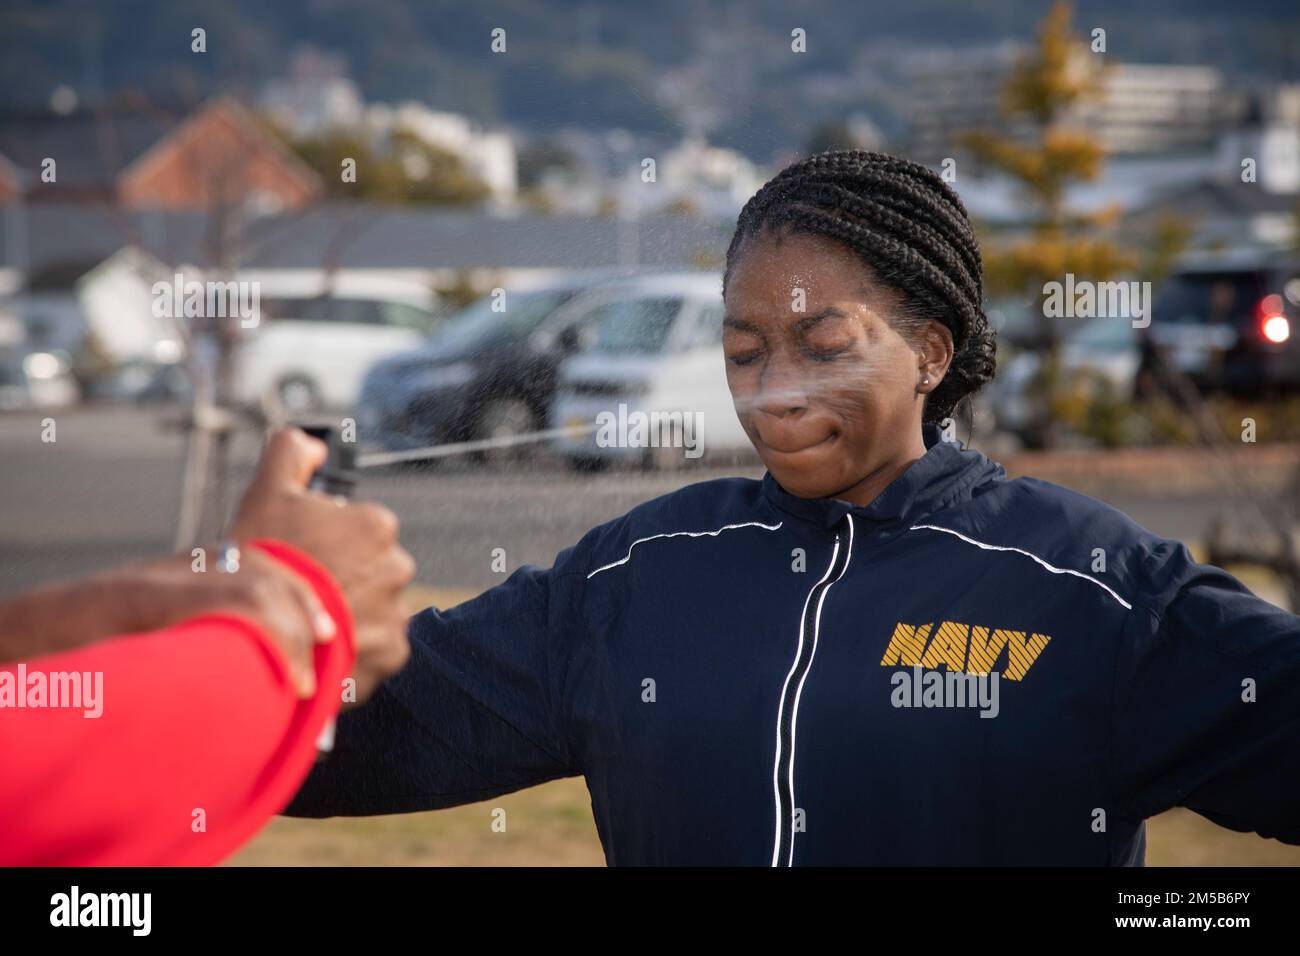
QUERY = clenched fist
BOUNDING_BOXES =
[231,428,415,707]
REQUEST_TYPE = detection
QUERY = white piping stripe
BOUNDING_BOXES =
[908,523,1133,611]
[586,520,783,579]
[770,528,841,866]
[782,513,854,867]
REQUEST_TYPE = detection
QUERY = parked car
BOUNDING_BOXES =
[0,349,80,411]
[356,277,604,460]
[989,317,1140,442]
[1144,255,1300,394]
[234,294,440,413]
[550,272,750,470]
[358,269,681,463]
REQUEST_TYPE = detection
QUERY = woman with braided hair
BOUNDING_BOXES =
[287,150,1300,865]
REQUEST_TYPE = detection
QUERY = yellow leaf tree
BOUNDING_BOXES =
[961,1,1142,446]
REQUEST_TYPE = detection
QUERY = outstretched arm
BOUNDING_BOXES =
[286,552,588,817]
[1115,541,1300,844]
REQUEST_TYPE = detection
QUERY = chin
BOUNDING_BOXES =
[765,460,842,500]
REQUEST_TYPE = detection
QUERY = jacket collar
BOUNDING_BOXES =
[761,423,1006,531]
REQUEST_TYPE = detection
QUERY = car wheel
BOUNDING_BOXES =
[473,398,539,466]
[566,455,607,473]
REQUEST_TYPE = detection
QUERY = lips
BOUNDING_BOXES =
[753,418,839,455]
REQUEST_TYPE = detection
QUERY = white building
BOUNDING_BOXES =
[258,48,366,138]
[904,43,1241,161]
[619,135,765,219]
[365,103,518,205]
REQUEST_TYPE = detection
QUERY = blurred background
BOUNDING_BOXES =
[1,0,1299,864]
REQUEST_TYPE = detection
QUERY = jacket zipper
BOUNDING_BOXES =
[771,514,854,866]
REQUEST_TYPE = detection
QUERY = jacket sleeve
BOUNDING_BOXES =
[285,542,592,818]
[1114,538,1300,843]
[0,539,355,866]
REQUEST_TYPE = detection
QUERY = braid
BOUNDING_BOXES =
[724,149,997,426]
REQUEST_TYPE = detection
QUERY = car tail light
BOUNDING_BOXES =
[1258,295,1289,343]
[1262,314,1290,344]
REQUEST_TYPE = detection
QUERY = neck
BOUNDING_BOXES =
[830,427,929,508]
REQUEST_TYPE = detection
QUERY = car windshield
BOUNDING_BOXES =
[431,289,574,351]
[1155,271,1268,325]
[261,297,435,331]
[586,298,681,354]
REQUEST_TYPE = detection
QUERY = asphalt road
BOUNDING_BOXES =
[0,405,1232,599]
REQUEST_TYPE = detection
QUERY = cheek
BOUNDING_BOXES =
[724,343,914,422]
[724,362,756,409]
[820,349,914,421]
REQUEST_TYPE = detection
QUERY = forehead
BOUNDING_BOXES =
[724,231,898,314]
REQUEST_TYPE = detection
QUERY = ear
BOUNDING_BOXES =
[915,320,954,395]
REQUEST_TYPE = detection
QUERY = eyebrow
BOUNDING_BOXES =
[792,307,850,332]
[723,307,851,334]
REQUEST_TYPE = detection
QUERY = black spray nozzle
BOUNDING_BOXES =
[299,424,358,499]
[296,422,355,761]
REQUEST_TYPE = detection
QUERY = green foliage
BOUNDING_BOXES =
[1044,385,1300,449]
[961,1,1124,295]
[960,2,1191,447]
[288,129,490,206]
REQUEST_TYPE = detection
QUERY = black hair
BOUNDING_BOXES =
[723,149,996,426]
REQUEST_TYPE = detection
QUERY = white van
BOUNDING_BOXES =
[235,294,439,413]
[550,272,752,469]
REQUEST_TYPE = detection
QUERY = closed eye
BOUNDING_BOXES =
[806,346,851,362]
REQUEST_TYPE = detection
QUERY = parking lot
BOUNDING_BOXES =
[0,403,1256,601]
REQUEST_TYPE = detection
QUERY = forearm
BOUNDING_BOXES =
[0,541,357,866]
[287,580,578,818]
[0,568,138,663]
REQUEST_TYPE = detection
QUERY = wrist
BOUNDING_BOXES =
[88,560,156,640]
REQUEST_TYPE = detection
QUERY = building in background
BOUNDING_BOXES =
[258,47,366,138]
[1126,85,1300,251]
[363,102,518,207]
[903,42,1242,162]
[0,97,322,213]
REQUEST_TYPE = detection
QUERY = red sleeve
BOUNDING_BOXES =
[0,539,356,866]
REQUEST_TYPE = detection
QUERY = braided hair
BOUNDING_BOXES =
[723,149,996,426]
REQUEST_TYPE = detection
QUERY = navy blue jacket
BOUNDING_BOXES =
[286,423,1300,865]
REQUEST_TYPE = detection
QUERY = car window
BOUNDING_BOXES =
[263,297,382,324]
[583,298,682,355]
[432,289,575,350]
[686,303,725,347]
[378,301,437,332]
[1155,272,1267,326]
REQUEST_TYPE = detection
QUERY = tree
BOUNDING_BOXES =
[288,128,490,206]
[960,1,1140,447]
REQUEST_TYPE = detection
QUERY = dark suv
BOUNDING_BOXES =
[1147,257,1300,395]
[357,278,600,461]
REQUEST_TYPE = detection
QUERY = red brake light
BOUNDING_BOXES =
[1257,295,1289,343]
[1258,294,1284,319]
[1262,314,1290,344]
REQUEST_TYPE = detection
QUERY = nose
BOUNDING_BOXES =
[753,350,810,419]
